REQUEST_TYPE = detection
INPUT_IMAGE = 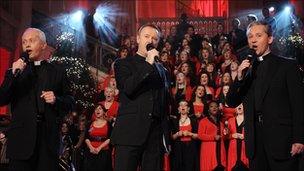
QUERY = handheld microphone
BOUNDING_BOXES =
[146,43,160,62]
[14,51,29,77]
[243,48,256,77]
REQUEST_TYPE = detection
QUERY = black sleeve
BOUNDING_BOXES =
[190,116,198,134]
[114,59,154,98]
[286,62,304,144]
[226,76,253,108]
[0,69,15,106]
[54,66,75,114]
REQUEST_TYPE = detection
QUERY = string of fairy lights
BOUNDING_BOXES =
[50,31,97,110]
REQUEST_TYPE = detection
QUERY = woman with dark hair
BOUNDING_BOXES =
[198,101,226,171]
[189,85,209,120]
[59,122,73,171]
[160,50,175,78]
[117,45,129,59]
[178,61,196,87]
[171,72,193,115]
[199,72,215,99]
[217,85,236,121]
[170,100,199,171]
[205,62,217,88]
[227,103,249,171]
[215,72,232,98]
[84,104,112,171]
[229,60,239,82]
[198,48,214,74]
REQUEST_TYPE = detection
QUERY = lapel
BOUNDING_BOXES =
[260,55,279,103]
[37,62,51,92]
[154,62,169,90]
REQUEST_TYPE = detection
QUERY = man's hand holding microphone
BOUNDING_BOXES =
[237,49,256,81]
[145,43,159,65]
[12,52,29,77]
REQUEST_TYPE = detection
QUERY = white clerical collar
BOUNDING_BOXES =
[257,51,271,62]
[34,60,43,66]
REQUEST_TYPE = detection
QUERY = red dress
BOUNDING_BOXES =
[99,101,119,118]
[222,106,236,121]
[193,103,204,116]
[179,124,192,142]
[198,117,226,171]
[89,123,109,150]
[227,117,249,171]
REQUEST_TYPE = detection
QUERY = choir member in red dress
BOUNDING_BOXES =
[170,100,199,171]
[84,104,112,171]
[199,72,215,99]
[227,103,249,171]
[102,76,119,101]
[172,72,193,102]
[198,101,226,171]
[189,85,207,120]
[98,87,119,122]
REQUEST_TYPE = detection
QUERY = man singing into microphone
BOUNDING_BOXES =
[227,21,304,170]
[0,28,74,170]
[111,24,171,171]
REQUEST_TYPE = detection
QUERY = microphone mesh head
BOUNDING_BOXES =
[247,48,256,60]
[21,52,30,63]
[146,43,154,51]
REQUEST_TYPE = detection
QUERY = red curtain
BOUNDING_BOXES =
[136,0,176,18]
[0,47,11,115]
[191,0,229,17]
[290,0,304,18]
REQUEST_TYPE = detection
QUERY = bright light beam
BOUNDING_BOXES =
[93,3,125,45]
[284,6,291,13]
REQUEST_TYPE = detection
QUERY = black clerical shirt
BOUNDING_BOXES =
[254,53,272,112]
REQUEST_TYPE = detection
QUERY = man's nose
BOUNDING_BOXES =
[250,37,257,44]
[147,38,153,44]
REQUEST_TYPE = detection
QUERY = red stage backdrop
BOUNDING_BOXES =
[136,0,177,18]
[191,0,229,17]
[0,47,11,115]
[136,0,228,19]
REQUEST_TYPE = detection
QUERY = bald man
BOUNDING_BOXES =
[0,28,74,171]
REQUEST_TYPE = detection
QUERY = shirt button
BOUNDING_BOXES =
[148,113,152,117]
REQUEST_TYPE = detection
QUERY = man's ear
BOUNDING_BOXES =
[136,34,140,44]
[268,36,273,44]
[41,42,47,50]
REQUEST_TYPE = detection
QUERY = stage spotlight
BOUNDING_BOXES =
[284,6,291,13]
[71,10,84,21]
[269,6,275,12]
[93,3,125,45]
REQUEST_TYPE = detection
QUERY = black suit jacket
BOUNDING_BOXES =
[227,53,304,160]
[110,55,171,149]
[0,62,74,160]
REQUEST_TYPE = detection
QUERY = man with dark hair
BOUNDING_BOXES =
[111,24,171,171]
[262,7,277,34]
[176,13,193,42]
[212,23,229,48]
[227,21,304,170]
[228,18,247,51]
[0,28,74,171]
